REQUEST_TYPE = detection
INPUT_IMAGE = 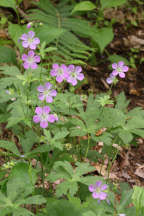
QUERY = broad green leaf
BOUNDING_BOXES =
[7,162,37,201]
[0,140,20,156]
[72,1,96,14]
[0,46,17,64]
[132,186,144,209]
[100,0,127,10]
[0,0,17,12]
[23,195,46,205]
[91,27,114,52]
[108,54,129,65]
[115,92,129,112]
[100,107,125,128]
[8,23,28,53]
[20,130,39,153]
[45,199,82,216]
[13,207,34,216]
[118,130,133,144]
[126,117,144,130]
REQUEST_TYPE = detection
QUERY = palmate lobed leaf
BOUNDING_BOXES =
[48,161,96,197]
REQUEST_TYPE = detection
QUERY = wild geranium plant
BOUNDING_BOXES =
[0,21,144,216]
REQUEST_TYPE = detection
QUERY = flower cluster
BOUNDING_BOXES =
[50,63,84,86]
[33,82,58,129]
[89,181,108,202]
[20,24,40,70]
[106,61,129,85]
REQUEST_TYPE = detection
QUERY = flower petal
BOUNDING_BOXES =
[23,62,30,69]
[77,73,84,81]
[101,184,108,191]
[75,66,82,73]
[35,107,43,115]
[46,96,53,103]
[122,66,128,72]
[99,192,107,200]
[33,115,40,123]
[92,192,99,199]
[119,72,125,78]
[112,63,117,69]
[31,63,37,69]
[47,114,56,123]
[34,55,40,63]
[50,89,57,97]
[22,54,28,61]
[21,33,28,40]
[33,37,40,44]
[43,106,50,114]
[28,31,35,38]
[118,61,124,67]
[89,184,95,192]
[28,50,35,57]
[45,82,52,90]
[37,85,45,92]
[38,93,45,101]
[40,120,48,128]
[22,41,29,48]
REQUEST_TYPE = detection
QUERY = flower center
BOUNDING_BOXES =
[71,72,76,78]
[28,57,34,63]
[44,90,50,96]
[58,68,63,75]
[28,37,34,44]
[117,67,122,73]
[40,113,48,121]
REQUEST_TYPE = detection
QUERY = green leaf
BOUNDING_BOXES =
[8,23,28,53]
[48,161,96,197]
[7,162,37,202]
[115,92,129,112]
[23,195,46,205]
[20,130,39,153]
[0,46,17,64]
[100,107,125,128]
[108,54,129,65]
[91,27,114,52]
[118,130,133,144]
[45,199,82,216]
[100,0,127,10]
[35,26,66,44]
[13,207,34,216]
[72,1,96,14]
[0,65,20,76]
[0,0,17,12]
[0,140,20,156]
[132,186,144,209]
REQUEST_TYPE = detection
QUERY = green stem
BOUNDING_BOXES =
[85,133,90,158]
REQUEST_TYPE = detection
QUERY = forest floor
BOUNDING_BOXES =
[0,0,144,188]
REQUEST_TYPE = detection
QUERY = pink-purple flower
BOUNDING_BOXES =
[27,23,32,29]
[89,181,108,201]
[20,31,40,50]
[67,65,84,86]
[22,50,40,69]
[112,61,128,78]
[37,82,57,103]
[33,106,58,128]
[50,64,68,83]
[106,73,116,84]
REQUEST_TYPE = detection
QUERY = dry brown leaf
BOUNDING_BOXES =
[135,164,144,179]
